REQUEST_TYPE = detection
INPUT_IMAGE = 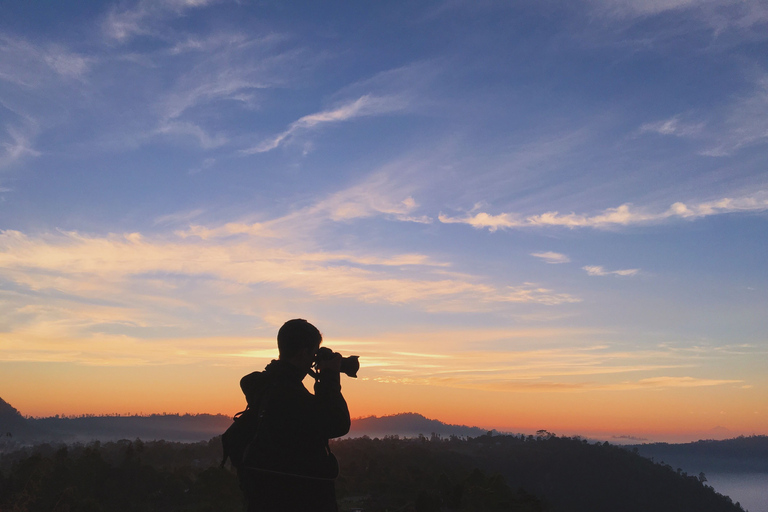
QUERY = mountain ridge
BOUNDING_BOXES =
[1,396,494,444]
[348,411,494,438]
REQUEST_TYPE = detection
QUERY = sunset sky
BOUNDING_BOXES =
[1,0,767,442]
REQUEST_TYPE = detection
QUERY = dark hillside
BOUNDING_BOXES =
[629,435,768,474]
[0,434,747,512]
[333,433,745,512]
[0,398,33,441]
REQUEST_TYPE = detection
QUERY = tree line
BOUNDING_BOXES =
[0,433,747,512]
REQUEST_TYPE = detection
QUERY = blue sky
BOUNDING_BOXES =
[0,0,766,438]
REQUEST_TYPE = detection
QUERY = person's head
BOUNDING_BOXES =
[277,319,322,370]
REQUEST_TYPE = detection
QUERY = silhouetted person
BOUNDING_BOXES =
[238,319,350,512]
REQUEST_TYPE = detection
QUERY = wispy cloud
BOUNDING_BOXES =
[640,76,768,156]
[103,0,221,42]
[583,266,640,277]
[175,221,274,239]
[0,321,276,366]
[192,163,435,237]
[356,330,750,393]
[158,34,295,122]
[451,376,744,393]
[153,209,206,226]
[0,35,92,87]
[303,169,432,225]
[439,193,768,231]
[591,0,699,17]
[632,376,742,388]
[703,75,768,156]
[640,115,704,137]
[531,251,571,264]
[165,32,255,55]
[243,95,406,154]
[156,121,228,148]
[0,125,40,169]
[143,33,311,154]
[0,288,751,402]
[0,226,579,322]
[593,0,768,32]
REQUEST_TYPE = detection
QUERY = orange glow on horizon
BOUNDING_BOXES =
[4,358,764,445]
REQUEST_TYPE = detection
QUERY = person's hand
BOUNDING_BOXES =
[316,352,342,372]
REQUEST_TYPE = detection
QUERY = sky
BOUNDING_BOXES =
[0,0,767,442]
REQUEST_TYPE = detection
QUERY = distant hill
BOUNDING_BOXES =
[16,412,487,444]
[628,435,768,474]
[0,397,32,440]
[0,396,234,445]
[30,413,233,444]
[347,412,493,439]
[1,397,492,445]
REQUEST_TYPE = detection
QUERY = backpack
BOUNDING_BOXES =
[220,406,260,469]
[221,384,339,480]
[221,384,274,469]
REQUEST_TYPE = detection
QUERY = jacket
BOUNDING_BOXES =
[239,359,351,479]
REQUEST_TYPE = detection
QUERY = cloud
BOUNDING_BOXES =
[180,164,434,237]
[330,60,442,109]
[592,0,699,17]
[633,376,743,388]
[153,209,206,226]
[41,45,91,80]
[304,172,431,225]
[92,30,306,152]
[438,193,768,231]
[583,266,640,277]
[439,211,520,232]
[640,115,704,137]
[166,33,247,55]
[531,251,571,264]
[0,292,749,404]
[243,95,406,154]
[156,33,301,124]
[175,221,274,239]
[0,227,579,321]
[482,376,744,392]
[0,35,91,87]
[0,323,603,369]
[103,0,221,42]
[703,75,768,156]
[0,125,40,169]
[156,121,228,148]
[499,285,581,306]
[355,330,750,393]
[641,76,768,156]
[593,0,768,31]
[0,321,275,366]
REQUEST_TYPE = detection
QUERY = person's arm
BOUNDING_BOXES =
[313,366,351,439]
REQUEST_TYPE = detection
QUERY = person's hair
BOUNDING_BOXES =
[277,319,322,359]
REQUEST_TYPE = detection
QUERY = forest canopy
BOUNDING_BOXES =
[0,433,748,512]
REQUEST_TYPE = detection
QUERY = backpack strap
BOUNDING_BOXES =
[219,406,249,468]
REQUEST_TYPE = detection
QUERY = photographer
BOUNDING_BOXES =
[237,319,351,512]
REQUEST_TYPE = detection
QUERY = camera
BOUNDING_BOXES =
[314,347,359,378]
